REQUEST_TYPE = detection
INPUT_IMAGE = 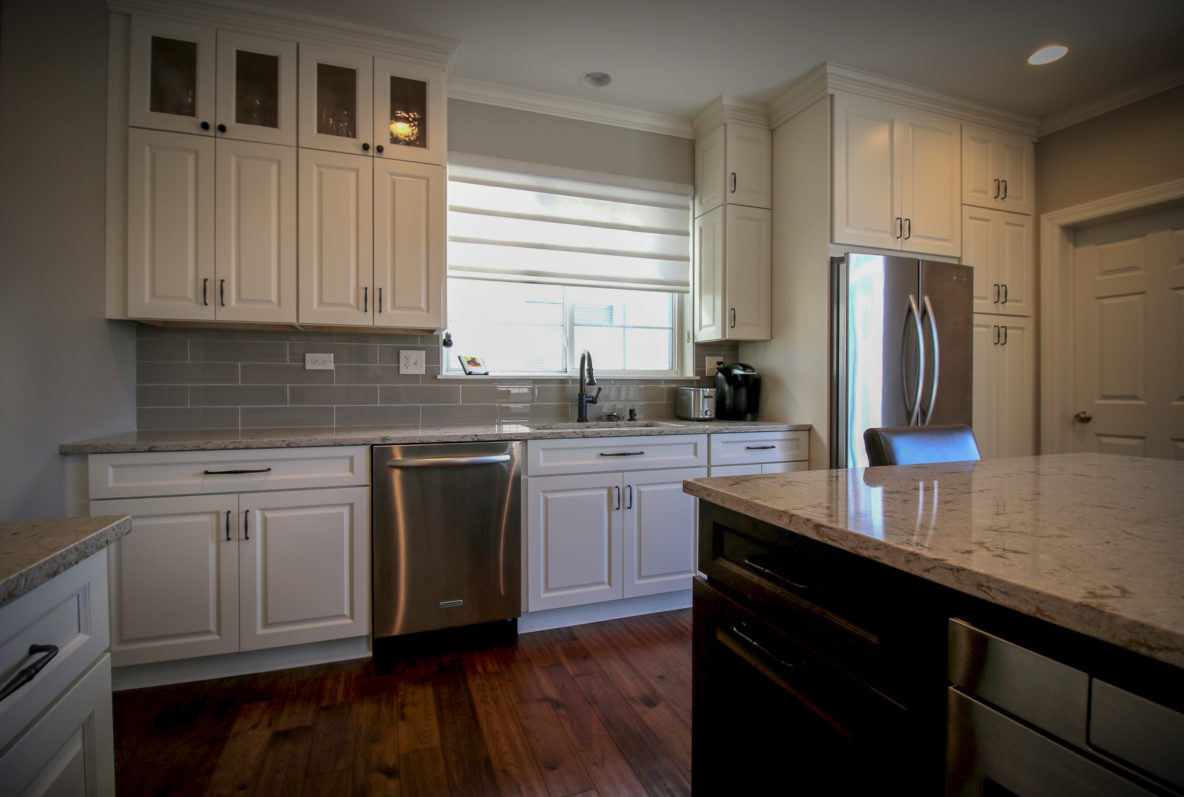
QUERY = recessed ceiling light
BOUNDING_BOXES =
[1028,44,1069,65]
[579,72,612,88]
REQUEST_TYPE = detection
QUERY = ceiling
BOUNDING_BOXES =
[253,0,1184,129]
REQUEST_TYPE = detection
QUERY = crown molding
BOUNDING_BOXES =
[107,0,459,70]
[769,63,1040,138]
[1038,68,1184,137]
[691,96,770,135]
[447,77,695,139]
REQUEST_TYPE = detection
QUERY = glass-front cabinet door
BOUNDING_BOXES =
[298,45,374,156]
[129,17,216,135]
[373,58,446,165]
[215,31,296,146]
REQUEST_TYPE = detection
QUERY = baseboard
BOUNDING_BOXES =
[518,590,692,634]
[111,636,371,691]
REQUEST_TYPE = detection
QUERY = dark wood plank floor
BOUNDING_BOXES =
[112,609,693,797]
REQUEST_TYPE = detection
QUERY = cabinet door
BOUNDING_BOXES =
[724,205,772,340]
[298,149,373,325]
[373,58,446,165]
[298,45,374,155]
[897,110,961,258]
[962,125,1034,215]
[995,319,1036,458]
[725,123,772,209]
[996,134,1035,215]
[127,128,215,320]
[526,473,622,611]
[993,211,1034,317]
[238,487,370,651]
[128,16,216,136]
[215,31,296,146]
[964,206,999,314]
[833,95,899,250]
[623,467,705,598]
[971,319,1000,459]
[0,656,114,797]
[694,125,725,217]
[373,160,445,329]
[693,206,725,341]
[90,494,238,666]
[215,139,296,323]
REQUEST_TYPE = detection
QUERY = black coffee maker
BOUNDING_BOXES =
[715,363,761,420]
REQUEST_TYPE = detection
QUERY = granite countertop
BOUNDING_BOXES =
[0,515,132,608]
[59,420,807,454]
[684,453,1184,668]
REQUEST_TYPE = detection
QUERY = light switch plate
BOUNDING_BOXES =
[705,356,723,377]
[400,350,426,375]
[305,353,334,370]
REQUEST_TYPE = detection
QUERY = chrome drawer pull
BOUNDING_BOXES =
[599,451,645,457]
[730,625,796,672]
[0,644,59,702]
[743,557,810,591]
[745,445,776,450]
[203,467,272,475]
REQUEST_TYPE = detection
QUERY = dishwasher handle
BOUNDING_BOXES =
[387,454,511,469]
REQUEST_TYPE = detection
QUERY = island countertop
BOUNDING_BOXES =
[683,453,1184,668]
[0,515,132,608]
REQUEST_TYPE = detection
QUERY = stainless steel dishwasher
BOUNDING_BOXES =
[371,441,521,641]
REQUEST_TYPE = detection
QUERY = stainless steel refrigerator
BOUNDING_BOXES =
[830,253,973,468]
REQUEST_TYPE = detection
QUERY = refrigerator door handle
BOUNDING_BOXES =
[903,294,926,425]
[921,295,940,425]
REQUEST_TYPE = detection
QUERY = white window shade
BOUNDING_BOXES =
[447,155,692,293]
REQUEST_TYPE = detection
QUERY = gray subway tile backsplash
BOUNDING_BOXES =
[134,325,737,431]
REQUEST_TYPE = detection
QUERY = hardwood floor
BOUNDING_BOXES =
[112,610,693,796]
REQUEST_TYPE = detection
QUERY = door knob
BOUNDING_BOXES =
[1074,411,1093,424]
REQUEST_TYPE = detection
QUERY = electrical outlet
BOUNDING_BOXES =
[399,350,426,375]
[705,356,723,377]
[305,353,334,370]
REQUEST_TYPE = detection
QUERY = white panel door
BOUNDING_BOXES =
[995,319,1036,458]
[127,128,215,320]
[298,45,374,156]
[90,494,238,666]
[298,149,373,325]
[1073,205,1184,459]
[238,487,369,650]
[972,319,1001,459]
[526,473,621,611]
[373,160,445,329]
[128,17,216,136]
[693,206,725,341]
[724,205,771,340]
[694,125,725,217]
[898,110,961,258]
[215,139,296,322]
[725,123,772,209]
[215,30,297,146]
[373,58,447,165]
[832,95,897,251]
[622,467,705,598]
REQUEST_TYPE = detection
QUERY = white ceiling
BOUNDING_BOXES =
[254,0,1184,128]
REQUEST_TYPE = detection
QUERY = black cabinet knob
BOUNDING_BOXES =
[217,124,227,133]
[376,145,384,154]
[200,121,210,130]
[362,142,371,152]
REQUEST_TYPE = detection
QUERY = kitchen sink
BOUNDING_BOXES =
[527,421,688,430]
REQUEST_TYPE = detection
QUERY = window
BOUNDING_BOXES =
[445,155,691,376]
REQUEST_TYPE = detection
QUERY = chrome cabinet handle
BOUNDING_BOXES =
[219,279,225,307]
[743,557,809,592]
[377,287,383,314]
[363,286,368,313]
[993,283,1000,304]
[1001,325,1008,345]
[895,217,903,239]
[730,172,737,193]
[730,308,736,329]
[745,445,776,450]
[921,294,940,425]
[1001,179,1008,200]
[993,325,1000,345]
[904,218,912,240]
[225,510,231,542]
[243,511,250,541]
[625,484,633,510]
[1001,284,1008,304]
[729,625,796,672]
[202,278,209,306]
[599,451,645,457]
[613,485,621,510]
[993,178,1000,199]
[0,645,60,702]
[203,467,272,475]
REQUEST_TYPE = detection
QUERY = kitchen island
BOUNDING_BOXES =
[685,453,1184,794]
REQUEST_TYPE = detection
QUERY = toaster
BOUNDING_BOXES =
[675,387,716,421]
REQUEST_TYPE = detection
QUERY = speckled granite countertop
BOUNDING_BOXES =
[684,453,1184,668]
[0,516,132,608]
[60,420,807,454]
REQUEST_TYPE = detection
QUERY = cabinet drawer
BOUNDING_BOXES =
[709,431,807,467]
[88,446,369,498]
[0,551,109,753]
[710,461,808,477]
[525,435,707,476]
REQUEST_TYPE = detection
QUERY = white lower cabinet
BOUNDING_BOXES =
[972,317,1036,459]
[708,430,810,475]
[524,435,707,612]
[88,447,370,667]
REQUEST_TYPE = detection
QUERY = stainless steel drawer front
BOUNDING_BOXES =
[1090,678,1184,789]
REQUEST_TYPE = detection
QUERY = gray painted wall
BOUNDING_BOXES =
[0,0,137,520]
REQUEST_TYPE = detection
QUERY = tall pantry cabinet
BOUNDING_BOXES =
[109,2,454,332]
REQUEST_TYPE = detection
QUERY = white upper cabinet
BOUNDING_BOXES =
[129,17,216,136]
[373,58,447,165]
[298,44,374,156]
[692,204,771,342]
[215,31,297,146]
[962,124,1035,215]
[833,94,961,258]
[694,122,771,215]
[373,159,446,329]
[962,205,1034,317]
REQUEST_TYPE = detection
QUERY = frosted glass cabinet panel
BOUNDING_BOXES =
[129,17,216,135]
[373,58,446,164]
[215,31,296,146]
[299,45,374,155]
